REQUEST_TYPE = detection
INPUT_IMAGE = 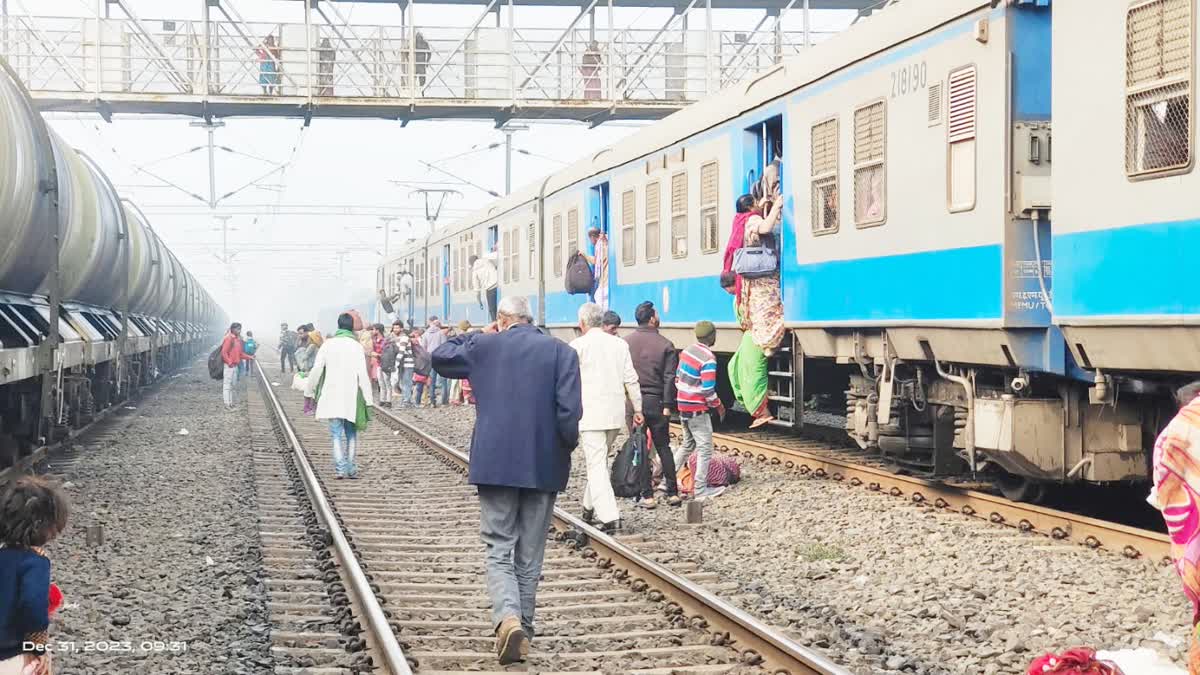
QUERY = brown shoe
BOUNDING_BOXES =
[495,616,528,665]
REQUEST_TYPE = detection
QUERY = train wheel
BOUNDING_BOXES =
[999,476,1046,503]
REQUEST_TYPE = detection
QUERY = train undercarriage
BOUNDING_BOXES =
[0,330,210,472]
[712,329,1169,503]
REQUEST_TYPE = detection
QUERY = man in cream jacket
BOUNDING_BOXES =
[305,312,375,478]
[569,303,643,531]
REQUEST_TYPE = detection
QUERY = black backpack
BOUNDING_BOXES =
[412,342,432,375]
[208,347,224,380]
[380,340,398,373]
[610,426,651,498]
[564,251,594,295]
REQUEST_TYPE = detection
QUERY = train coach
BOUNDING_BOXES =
[380,0,1200,500]
[0,61,225,469]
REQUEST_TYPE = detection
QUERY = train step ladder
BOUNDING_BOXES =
[765,332,800,428]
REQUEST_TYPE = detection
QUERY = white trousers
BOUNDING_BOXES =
[222,364,238,407]
[579,429,620,524]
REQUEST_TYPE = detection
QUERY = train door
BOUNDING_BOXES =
[744,115,799,427]
[441,244,451,320]
[589,182,610,306]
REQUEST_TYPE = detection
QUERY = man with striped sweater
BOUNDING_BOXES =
[675,321,726,501]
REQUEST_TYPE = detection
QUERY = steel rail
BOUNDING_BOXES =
[690,425,1171,565]
[252,362,413,675]
[374,405,849,675]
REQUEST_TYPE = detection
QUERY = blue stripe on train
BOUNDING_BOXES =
[1055,218,1200,317]
[543,244,1004,325]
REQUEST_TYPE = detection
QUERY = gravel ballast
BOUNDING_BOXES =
[34,361,271,675]
[395,402,1190,675]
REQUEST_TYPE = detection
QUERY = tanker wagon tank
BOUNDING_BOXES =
[0,58,226,470]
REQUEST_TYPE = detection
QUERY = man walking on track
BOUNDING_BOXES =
[624,301,682,508]
[431,295,582,665]
[221,322,255,409]
[279,322,298,374]
[304,313,375,479]
[570,302,643,532]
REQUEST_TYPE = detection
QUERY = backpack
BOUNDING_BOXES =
[208,347,224,380]
[411,342,432,375]
[564,251,594,295]
[610,426,651,498]
[380,340,398,374]
[244,339,258,355]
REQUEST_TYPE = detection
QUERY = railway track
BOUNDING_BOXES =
[690,424,1172,564]
[250,362,847,674]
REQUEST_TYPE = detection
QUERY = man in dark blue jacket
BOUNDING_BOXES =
[432,295,582,665]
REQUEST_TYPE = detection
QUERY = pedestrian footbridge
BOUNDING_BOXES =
[0,0,877,124]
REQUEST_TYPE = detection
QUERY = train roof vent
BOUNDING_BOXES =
[948,66,977,143]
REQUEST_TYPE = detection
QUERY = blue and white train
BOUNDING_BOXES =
[381,0,1197,499]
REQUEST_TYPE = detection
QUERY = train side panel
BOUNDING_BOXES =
[1053,0,1200,373]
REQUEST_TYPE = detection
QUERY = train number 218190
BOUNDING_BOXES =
[890,62,927,98]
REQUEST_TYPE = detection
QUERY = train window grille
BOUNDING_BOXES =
[474,240,483,290]
[853,100,887,227]
[501,230,511,284]
[1126,0,1193,177]
[621,188,636,266]
[508,227,519,281]
[567,208,580,267]
[552,214,563,277]
[670,171,688,258]
[947,65,977,212]
[452,248,460,292]
[699,161,719,253]
[528,222,536,280]
[928,81,943,126]
[645,181,662,262]
[811,117,840,234]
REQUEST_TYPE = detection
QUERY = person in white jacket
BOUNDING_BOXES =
[304,312,375,478]
[569,302,643,532]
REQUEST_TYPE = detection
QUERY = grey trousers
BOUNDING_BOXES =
[477,485,557,636]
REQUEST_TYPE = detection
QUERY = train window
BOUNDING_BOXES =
[1126,0,1193,177]
[552,214,563,277]
[527,222,536,279]
[452,247,460,293]
[501,230,511,284]
[947,65,977,212]
[699,161,719,253]
[508,226,519,281]
[474,240,483,290]
[811,117,839,234]
[645,181,661,262]
[853,100,887,227]
[621,189,636,266]
[670,171,688,257]
[567,208,580,265]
